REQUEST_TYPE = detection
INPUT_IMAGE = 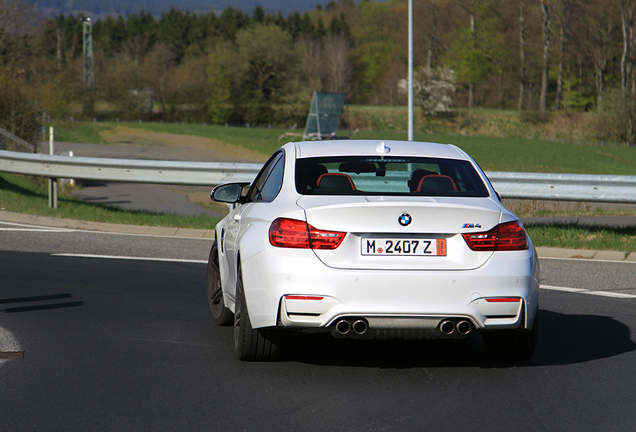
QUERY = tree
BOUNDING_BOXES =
[463,0,480,108]
[447,0,503,108]
[621,0,636,97]
[554,0,576,111]
[0,0,42,145]
[398,65,456,115]
[350,40,397,104]
[323,34,353,93]
[125,11,157,67]
[253,5,265,23]
[592,88,636,144]
[518,0,529,110]
[234,24,301,123]
[425,0,442,68]
[217,6,249,42]
[157,8,192,63]
[0,0,37,63]
[207,42,233,124]
[538,0,554,112]
[586,1,619,105]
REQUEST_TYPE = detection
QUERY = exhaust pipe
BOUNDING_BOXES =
[439,320,455,335]
[335,319,351,335]
[352,319,368,335]
[456,320,471,335]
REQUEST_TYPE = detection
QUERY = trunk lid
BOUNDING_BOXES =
[297,195,502,270]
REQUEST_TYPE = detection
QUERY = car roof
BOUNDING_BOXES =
[289,140,470,160]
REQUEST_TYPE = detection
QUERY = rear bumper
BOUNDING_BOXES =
[240,247,539,336]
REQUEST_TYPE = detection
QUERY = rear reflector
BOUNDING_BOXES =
[284,295,324,301]
[486,298,522,303]
[269,218,346,249]
[462,221,528,251]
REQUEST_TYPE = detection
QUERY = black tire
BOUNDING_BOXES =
[483,310,538,362]
[207,241,233,326]
[234,265,282,361]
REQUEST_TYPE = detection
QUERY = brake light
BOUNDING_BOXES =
[486,298,522,303]
[462,221,528,251]
[284,295,324,301]
[269,218,346,249]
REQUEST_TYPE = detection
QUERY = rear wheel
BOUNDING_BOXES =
[234,265,282,361]
[207,241,233,326]
[483,309,538,362]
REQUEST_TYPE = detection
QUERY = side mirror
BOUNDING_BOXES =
[211,183,249,203]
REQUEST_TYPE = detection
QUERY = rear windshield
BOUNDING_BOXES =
[296,156,489,197]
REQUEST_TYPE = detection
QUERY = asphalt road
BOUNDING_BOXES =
[1,226,636,431]
[44,141,240,217]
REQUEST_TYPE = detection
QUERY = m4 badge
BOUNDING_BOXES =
[462,223,482,229]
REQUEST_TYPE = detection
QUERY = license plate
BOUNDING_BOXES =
[361,238,447,256]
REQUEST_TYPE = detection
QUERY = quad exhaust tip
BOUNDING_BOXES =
[456,320,471,335]
[439,319,472,336]
[352,319,368,335]
[335,318,368,336]
[440,320,456,335]
[336,319,351,335]
[334,317,471,337]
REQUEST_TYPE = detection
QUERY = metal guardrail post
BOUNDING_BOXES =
[48,127,57,209]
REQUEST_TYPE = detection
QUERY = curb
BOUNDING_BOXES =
[2,211,635,262]
[0,210,215,240]
[535,247,636,262]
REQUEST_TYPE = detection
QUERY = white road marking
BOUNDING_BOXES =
[541,285,636,299]
[51,253,207,264]
[540,256,636,264]
[0,222,75,232]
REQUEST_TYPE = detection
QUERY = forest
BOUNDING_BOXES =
[2,0,636,145]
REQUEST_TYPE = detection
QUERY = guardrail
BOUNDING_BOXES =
[486,172,636,204]
[0,150,258,186]
[1,149,636,204]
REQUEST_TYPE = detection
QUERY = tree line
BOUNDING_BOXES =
[3,0,636,144]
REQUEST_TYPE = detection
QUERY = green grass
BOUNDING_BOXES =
[0,173,221,229]
[526,223,636,253]
[49,120,112,144]
[49,119,636,175]
[353,130,636,175]
[502,200,636,218]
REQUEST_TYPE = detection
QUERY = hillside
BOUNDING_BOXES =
[29,0,338,18]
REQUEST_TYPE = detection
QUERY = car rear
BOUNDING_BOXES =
[252,142,539,342]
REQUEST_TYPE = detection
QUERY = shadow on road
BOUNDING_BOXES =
[0,294,84,313]
[280,309,635,368]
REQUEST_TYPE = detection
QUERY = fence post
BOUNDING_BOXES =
[48,127,57,209]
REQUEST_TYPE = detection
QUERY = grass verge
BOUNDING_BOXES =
[525,223,636,254]
[0,173,221,229]
[49,120,636,175]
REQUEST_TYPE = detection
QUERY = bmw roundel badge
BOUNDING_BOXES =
[398,213,412,227]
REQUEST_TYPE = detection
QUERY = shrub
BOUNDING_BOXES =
[398,65,456,116]
[591,89,636,145]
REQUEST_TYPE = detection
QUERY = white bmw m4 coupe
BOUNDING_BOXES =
[207,140,539,362]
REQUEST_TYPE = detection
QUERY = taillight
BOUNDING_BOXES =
[462,221,528,251]
[269,218,346,249]
[486,298,522,303]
